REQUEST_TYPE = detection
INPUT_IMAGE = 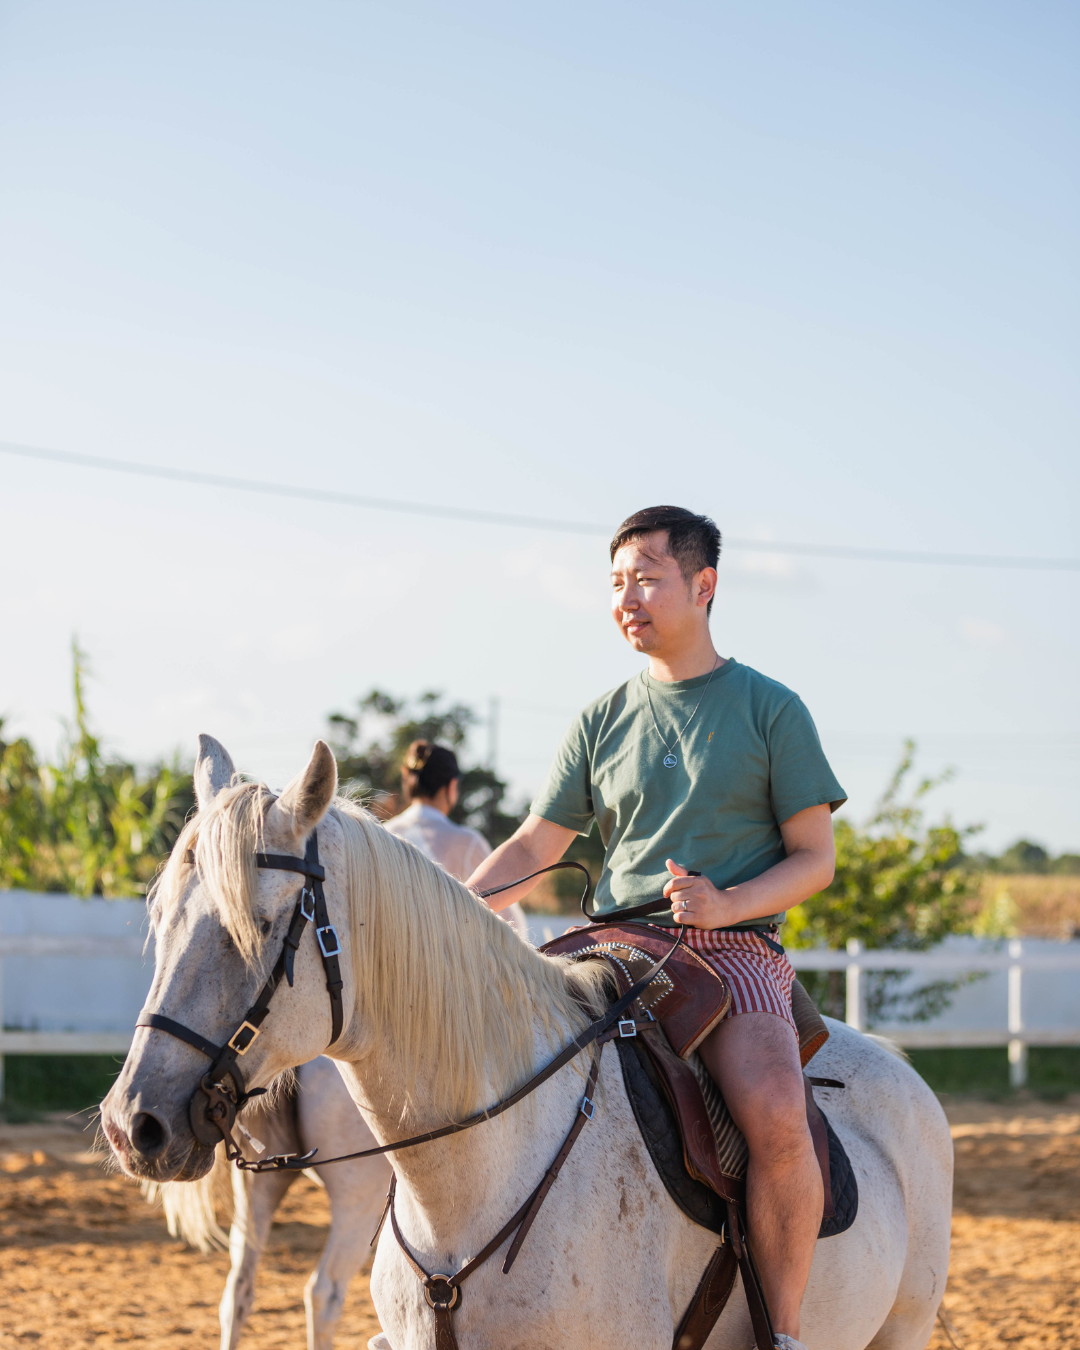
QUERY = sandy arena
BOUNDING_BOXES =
[1,1097,1077,1350]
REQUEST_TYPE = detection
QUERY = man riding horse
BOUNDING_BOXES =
[468,504,846,1350]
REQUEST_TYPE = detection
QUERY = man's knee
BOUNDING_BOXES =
[736,1079,812,1161]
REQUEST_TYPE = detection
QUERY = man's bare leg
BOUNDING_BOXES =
[698,1012,822,1340]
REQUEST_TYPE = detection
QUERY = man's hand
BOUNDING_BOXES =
[663,859,733,929]
[663,804,836,930]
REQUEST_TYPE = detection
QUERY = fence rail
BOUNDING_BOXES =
[3,931,1079,1097]
[0,933,147,1098]
[789,938,1080,1086]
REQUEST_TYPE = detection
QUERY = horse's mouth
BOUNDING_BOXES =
[105,1119,216,1183]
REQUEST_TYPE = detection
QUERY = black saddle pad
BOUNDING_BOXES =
[615,1037,858,1240]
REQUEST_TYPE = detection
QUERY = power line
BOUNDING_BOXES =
[3,439,1078,572]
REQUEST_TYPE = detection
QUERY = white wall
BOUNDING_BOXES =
[0,891,153,1033]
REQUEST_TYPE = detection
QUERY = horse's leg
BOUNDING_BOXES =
[303,1193,370,1350]
[296,1056,393,1350]
[219,1162,296,1350]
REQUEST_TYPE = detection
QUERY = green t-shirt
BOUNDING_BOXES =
[531,659,846,927]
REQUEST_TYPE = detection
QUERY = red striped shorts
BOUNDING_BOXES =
[681,927,797,1035]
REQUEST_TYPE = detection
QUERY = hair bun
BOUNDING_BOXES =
[401,740,459,802]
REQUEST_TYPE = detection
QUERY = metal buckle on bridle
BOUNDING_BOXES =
[300,887,316,923]
[580,1095,596,1120]
[424,1276,461,1310]
[618,1018,637,1038]
[316,924,341,958]
[227,1020,261,1054]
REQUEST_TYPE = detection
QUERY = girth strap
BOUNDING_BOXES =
[672,1240,739,1350]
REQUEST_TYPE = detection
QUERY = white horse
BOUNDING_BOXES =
[102,737,952,1350]
[145,1055,390,1350]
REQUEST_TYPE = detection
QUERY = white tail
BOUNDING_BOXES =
[143,1142,231,1253]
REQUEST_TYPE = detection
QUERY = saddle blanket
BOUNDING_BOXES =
[616,1035,859,1241]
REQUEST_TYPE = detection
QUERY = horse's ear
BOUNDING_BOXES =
[274,741,338,839]
[194,734,237,811]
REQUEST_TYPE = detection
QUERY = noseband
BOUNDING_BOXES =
[136,830,344,1165]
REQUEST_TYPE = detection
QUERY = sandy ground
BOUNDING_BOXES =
[1,1097,1078,1350]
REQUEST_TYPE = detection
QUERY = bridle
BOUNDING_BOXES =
[136,830,344,1166]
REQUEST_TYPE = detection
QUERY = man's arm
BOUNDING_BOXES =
[466,814,577,911]
[662,803,835,930]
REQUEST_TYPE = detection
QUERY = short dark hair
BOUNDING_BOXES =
[610,505,721,614]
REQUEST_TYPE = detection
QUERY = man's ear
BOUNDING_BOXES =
[696,567,718,608]
[194,735,237,811]
[274,741,338,839]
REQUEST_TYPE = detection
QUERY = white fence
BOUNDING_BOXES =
[2,897,1079,1098]
[792,938,1080,1087]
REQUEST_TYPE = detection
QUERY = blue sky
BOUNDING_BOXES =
[1,1,1077,850]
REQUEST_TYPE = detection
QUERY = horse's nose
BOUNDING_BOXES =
[130,1110,171,1160]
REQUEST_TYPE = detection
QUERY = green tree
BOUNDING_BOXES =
[0,724,45,889]
[326,689,525,847]
[994,839,1050,874]
[786,742,982,1024]
[0,643,194,896]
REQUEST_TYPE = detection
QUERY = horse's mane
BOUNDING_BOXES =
[152,784,608,1124]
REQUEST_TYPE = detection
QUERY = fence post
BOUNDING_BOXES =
[1007,938,1027,1089]
[845,938,864,1031]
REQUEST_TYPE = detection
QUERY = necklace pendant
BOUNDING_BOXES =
[663,753,678,768]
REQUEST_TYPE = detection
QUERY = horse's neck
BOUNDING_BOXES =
[337,1018,570,1233]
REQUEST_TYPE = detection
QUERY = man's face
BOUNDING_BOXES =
[610,532,714,654]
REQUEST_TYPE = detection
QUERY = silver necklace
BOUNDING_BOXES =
[644,656,720,768]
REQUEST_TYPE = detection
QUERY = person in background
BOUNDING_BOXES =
[384,740,529,938]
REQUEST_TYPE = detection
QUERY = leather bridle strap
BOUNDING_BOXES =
[302,830,344,1046]
[137,1015,221,1063]
[135,829,343,1160]
[255,851,326,879]
[386,1050,605,1350]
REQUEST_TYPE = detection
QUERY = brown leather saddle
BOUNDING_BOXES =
[542,921,849,1350]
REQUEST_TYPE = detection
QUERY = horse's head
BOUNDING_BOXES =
[101,734,348,1182]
